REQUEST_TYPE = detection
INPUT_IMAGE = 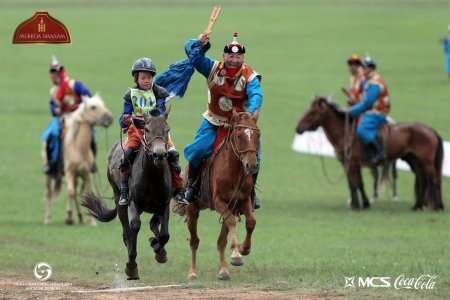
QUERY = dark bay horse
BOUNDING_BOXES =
[296,96,444,211]
[184,111,259,281]
[82,109,172,280]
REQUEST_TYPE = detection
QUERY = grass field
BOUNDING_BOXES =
[1,0,450,299]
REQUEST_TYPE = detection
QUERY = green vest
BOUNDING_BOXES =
[130,88,157,116]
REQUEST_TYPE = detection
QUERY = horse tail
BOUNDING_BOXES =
[81,193,117,222]
[434,132,444,179]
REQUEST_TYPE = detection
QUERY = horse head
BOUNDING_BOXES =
[296,95,346,134]
[80,93,114,128]
[142,108,170,163]
[230,110,260,175]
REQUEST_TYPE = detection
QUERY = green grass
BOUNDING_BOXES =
[1,0,450,299]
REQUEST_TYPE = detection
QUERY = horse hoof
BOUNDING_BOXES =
[187,273,198,280]
[155,249,167,264]
[363,205,371,210]
[230,257,244,267]
[218,272,230,281]
[125,267,139,280]
[65,219,74,225]
[238,245,250,256]
[411,206,422,211]
[392,196,399,202]
[44,219,52,225]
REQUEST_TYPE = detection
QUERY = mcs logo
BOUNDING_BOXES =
[358,277,391,288]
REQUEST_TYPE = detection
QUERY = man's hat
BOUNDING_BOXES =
[347,54,362,65]
[224,32,245,54]
[49,54,63,73]
[362,54,376,69]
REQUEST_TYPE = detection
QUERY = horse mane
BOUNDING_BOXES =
[63,103,84,147]
[316,95,351,121]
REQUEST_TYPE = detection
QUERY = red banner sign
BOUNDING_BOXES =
[12,11,71,44]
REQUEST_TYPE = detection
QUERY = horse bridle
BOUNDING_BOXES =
[229,123,260,162]
[143,134,167,156]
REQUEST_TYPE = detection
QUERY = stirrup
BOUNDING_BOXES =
[184,185,198,203]
[174,188,188,205]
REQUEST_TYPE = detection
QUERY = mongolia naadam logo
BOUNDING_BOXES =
[12,11,71,44]
[33,262,52,281]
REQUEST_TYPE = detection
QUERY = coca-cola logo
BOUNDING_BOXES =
[345,274,437,289]
[394,274,437,290]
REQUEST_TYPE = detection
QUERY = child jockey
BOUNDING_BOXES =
[117,57,186,206]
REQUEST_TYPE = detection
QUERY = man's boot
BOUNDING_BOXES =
[369,139,385,165]
[252,172,261,209]
[183,163,201,204]
[168,148,187,205]
[118,148,136,206]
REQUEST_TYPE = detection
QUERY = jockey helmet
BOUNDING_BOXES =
[131,58,156,76]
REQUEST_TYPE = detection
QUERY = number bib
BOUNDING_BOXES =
[130,88,156,116]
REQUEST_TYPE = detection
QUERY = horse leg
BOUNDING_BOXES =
[217,221,230,280]
[44,175,53,225]
[186,203,200,280]
[392,162,399,201]
[358,170,371,209]
[124,201,140,280]
[370,166,379,202]
[346,164,360,210]
[65,172,75,225]
[422,162,444,211]
[149,206,170,264]
[215,199,243,267]
[238,198,256,256]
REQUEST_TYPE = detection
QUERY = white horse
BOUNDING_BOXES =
[43,93,113,225]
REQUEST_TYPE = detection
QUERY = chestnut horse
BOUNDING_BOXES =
[296,96,444,211]
[184,111,259,281]
[82,109,172,280]
[43,94,113,225]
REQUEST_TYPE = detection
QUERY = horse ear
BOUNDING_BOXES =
[252,110,259,122]
[81,95,89,103]
[164,106,171,120]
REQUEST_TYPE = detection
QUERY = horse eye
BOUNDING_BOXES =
[90,105,97,110]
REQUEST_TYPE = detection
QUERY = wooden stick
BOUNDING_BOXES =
[204,6,221,36]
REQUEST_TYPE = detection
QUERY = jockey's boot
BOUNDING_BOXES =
[118,148,136,206]
[183,163,201,204]
[369,139,385,165]
[168,148,187,205]
[119,174,130,206]
[90,139,98,173]
[252,172,261,209]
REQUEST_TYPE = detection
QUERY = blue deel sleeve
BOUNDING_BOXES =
[118,96,133,129]
[246,77,263,114]
[185,39,215,78]
[74,81,92,97]
[349,84,381,117]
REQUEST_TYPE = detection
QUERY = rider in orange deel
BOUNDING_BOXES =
[344,54,364,106]
[117,58,186,206]
[42,55,97,176]
[349,55,390,165]
[181,32,263,208]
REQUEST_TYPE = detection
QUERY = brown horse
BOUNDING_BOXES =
[296,96,444,211]
[183,111,259,281]
[43,94,113,225]
[82,109,173,280]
